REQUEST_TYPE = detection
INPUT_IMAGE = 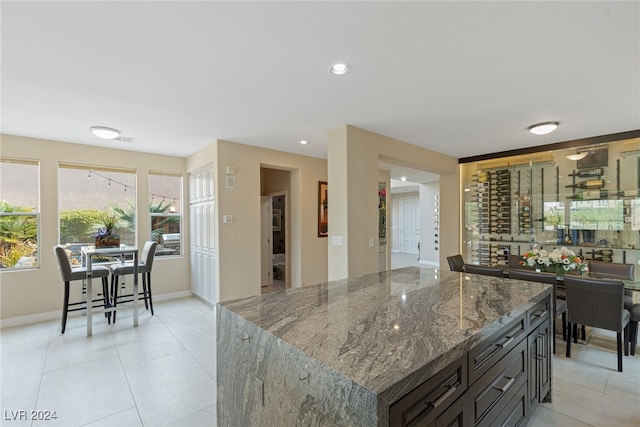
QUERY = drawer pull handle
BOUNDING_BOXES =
[533,310,548,319]
[428,385,458,409]
[499,336,515,348]
[491,376,516,394]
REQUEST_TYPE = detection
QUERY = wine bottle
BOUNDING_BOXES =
[566,189,608,200]
[564,179,605,189]
[568,168,604,178]
[618,189,638,197]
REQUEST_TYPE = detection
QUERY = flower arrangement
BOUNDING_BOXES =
[521,246,587,274]
[92,214,120,247]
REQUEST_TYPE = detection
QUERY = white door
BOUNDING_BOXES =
[189,166,216,304]
[400,198,419,254]
[260,196,273,287]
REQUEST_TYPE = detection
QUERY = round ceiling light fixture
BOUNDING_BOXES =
[566,151,588,161]
[90,126,121,140]
[329,63,351,75]
[300,140,308,145]
[528,121,559,135]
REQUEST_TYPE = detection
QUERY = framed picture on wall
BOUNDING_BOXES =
[318,181,328,237]
[272,209,281,231]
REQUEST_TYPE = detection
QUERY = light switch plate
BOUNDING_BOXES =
[331,236,343,246]
[223,215,233,223]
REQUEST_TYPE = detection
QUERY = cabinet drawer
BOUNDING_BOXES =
[468,339,527,427]
[468,314,526,384]
[487,383,528,427]
[390,355,467,427]
[528,297,550,332]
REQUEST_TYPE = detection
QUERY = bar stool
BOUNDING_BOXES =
[110,241,157,322]
[53,245,110,333]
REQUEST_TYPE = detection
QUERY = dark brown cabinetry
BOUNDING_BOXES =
[390,295,551,427]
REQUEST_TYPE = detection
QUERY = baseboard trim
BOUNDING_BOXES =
[0,290,195,329]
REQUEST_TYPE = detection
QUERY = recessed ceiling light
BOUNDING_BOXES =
[329,63,351,75]
[528,121,559,135]
[300,140,308,145]
[90,126,121,140]
[401,176,407,182]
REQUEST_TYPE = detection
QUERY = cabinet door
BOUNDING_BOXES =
[527,332,539,412]
[536,321,551,401]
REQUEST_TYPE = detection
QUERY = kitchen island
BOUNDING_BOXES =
[217,266,552,426]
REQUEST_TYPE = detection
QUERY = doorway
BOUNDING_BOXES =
[260,167,290,293]
[399,197,419,254]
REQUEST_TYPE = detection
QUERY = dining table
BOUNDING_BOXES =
[81,245,139,337]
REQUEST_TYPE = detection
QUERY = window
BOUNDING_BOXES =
[58,165,136,263]
[149,173,182,257]
[0,158,39,270]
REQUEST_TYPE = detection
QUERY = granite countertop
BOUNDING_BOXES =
[219,266,551,397]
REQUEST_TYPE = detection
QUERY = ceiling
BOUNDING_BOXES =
[2,1,639,168]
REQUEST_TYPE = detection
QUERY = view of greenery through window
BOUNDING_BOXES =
[0,159,39,270]
[59,166,136,263]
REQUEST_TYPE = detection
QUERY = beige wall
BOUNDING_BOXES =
[327,125,459,280]
[188,140,328,303]
[0,134,189,321]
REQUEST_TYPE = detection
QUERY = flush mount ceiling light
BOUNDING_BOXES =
[299,140,308,145]
[566,151,588,161]
[329,63,351,75]
[528,121,559,135]
[400,176,407,182]
[90,126,121,140]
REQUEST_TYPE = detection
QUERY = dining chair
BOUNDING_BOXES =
[508,269,566,353]
[463,264,504,277]
[588,261,634,310]
[447,254,465,272]
[53,245,111,333]
[507,254,531,270]
[110,241,158,322]
[564,275,630,372]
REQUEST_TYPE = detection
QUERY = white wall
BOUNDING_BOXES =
[419,182,440,266]
[187,140,328,303]
[1,134,189,321]
[327,125,459,280]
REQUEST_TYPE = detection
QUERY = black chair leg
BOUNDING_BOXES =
[561,312,567,341]
[566,322,572,357]
[142,274,149,310]
[61,282,70,334]
[111,276,119,323]
[581,324,586,341]
[623,325,629,357]
[631,321,638,356]
[617,332,623,372]
[573,324,578,343]
[102,277,111,324]
[147,273,154,315]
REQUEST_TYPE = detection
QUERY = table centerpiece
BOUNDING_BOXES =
[521,246,587,275]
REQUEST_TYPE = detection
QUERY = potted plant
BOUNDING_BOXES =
[92,214,120,248]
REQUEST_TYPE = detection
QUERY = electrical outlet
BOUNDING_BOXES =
[331,236,343,246]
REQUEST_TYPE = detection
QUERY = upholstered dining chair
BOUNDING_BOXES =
[53,245,111,333]
[109,241,158,322]
[447,254,465,272]
[463,264,504,277]
[508,254,526,270]
[588,261,634,310]
[508,269,566,353]
[564,275,630,372]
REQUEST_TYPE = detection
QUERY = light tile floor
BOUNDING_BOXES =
[1,297,639,426]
